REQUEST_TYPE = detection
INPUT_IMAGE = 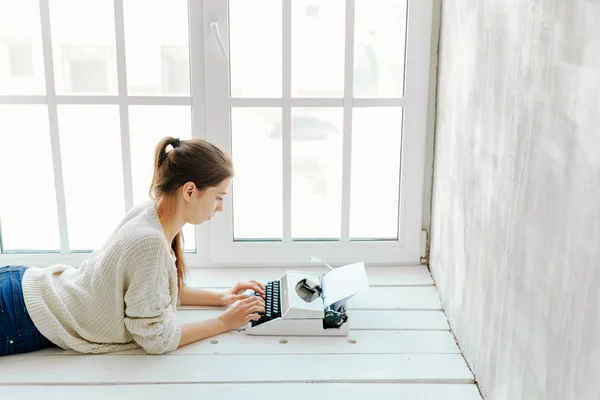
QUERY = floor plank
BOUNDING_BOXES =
[186,265,433,287]
[175,309,451,330]
[181,286,443,311]
[0,384,482,400]
[0,354,474,384]
[348,287,442,310]
[27,331,460,356]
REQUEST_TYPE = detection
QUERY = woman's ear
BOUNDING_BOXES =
[182,182,197,201]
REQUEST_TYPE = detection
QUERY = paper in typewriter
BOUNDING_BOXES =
[321,262,369,310]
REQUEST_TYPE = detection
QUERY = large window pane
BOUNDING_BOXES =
[49,0,118,94]
[292,0,345,98]
[350,107,403,239]
[291,107,343,239]
[229,0,281,98]
[231,108,282,240]
[123,0,190,95]
[354,0,407,97]
[128,105,195,251]
[58,105,124,250]
[0,106,59,251]
[0,0,45,94]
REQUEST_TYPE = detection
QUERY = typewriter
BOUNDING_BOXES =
[244,261,368,336]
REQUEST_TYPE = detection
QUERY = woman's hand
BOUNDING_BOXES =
[221,280,266,305]
[218,296,266,331]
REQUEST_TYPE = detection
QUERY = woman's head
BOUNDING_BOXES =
[150,136,234,223]
[150,136,234,289]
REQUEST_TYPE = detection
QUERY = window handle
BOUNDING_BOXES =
[210,21,228,59]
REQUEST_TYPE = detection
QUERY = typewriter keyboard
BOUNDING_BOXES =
[251,280,281,327]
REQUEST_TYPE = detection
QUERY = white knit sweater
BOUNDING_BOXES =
[22,200,182,355]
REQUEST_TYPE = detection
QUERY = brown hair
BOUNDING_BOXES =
[150,136,234,290]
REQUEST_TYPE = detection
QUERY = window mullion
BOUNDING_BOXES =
[113,0,134,212]
[282,0,292,242]
[341,0,356,242]
[203,0,235,264]
[39,0,70,254]
[189,0,210,260]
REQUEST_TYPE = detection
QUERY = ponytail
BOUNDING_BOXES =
[150,136,186,291]
[171,232,185,293]
[150,136,182,199]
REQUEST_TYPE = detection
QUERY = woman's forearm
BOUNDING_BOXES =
[179,286,226,306]
[178,317,228,348]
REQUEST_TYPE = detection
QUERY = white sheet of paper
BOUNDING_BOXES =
[321,261,369,310]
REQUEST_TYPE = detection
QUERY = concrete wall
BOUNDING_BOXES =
[429,1,600,399]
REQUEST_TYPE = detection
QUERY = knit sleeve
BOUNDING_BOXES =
[122,237,182,355]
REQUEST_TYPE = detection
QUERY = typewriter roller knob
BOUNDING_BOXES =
[324,310,347,328]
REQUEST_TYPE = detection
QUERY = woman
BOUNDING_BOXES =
[0,136,266,356]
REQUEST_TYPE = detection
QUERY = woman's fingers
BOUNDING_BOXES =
[249,282,265,295]
[241,295,264,304]
[250,280,266,290]
[247,305,265,314]
[241,297,265,312]
[245,314,261,322]
[235,281,266,295]
[231,293,250,301]
[244,300,265,312]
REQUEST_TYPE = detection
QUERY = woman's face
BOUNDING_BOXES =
[184,178,231,225]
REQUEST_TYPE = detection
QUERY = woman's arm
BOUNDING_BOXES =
[179,285,228,307]
[179,281,266,307]
[178,317,228,347]
[177,296,265,348]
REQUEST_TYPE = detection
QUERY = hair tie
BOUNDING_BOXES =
[172,138,181,148]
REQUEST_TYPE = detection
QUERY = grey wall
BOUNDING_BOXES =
[429,1,600,399]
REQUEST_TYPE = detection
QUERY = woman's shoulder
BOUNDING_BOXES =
[126,199,156,220]
[99,200,156,244]
[117,223,168,253]
[115,201,161,237]
[104,202,166,250]
[106,226,171,277]
[95,200,171,271]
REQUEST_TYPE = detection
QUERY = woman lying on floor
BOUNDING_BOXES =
[0,136,266,356]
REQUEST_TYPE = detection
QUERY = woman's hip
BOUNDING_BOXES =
[0,265,53,356]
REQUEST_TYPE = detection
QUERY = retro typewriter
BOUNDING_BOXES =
[244,259,368,336]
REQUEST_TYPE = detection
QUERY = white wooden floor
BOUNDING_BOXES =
[0,265,482,400]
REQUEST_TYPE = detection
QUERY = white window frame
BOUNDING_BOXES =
[0,0,434,269]
[202,0,434,267]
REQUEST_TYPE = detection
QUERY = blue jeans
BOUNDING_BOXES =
[0,266,54,356]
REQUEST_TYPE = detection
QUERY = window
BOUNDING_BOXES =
[160,45,189,95]
[61,46,112,93]
[0,1,45,94]
[204,0,433,266]
[8,40,34,77]
[0,0,435,268]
